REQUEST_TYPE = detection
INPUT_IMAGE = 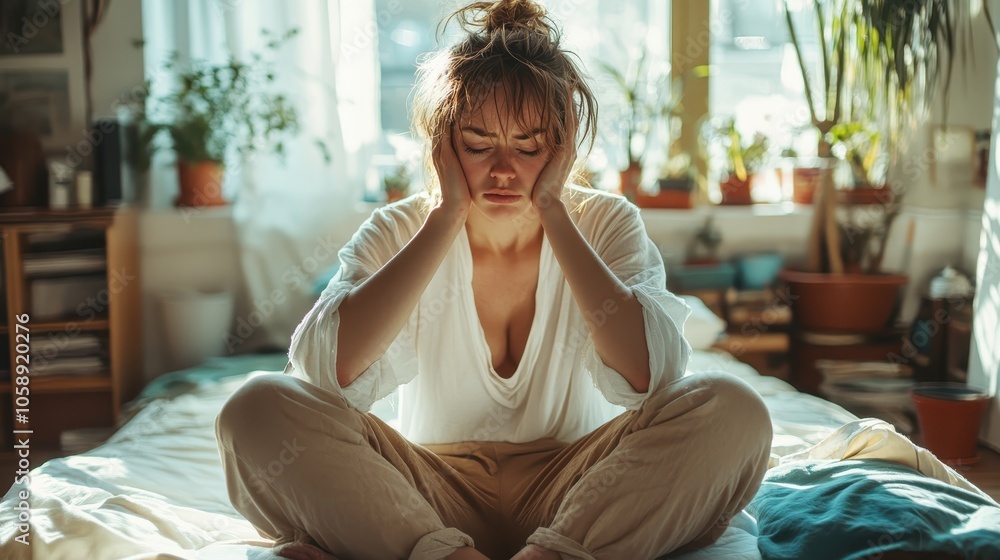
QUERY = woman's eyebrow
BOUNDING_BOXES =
[461,126,543,140]
[513,129,544,140]
[461,126,495,137]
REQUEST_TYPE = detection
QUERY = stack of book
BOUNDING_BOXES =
[818,360,915,433]
[24,230,109,321]
[30,334,106,377]
[24,249,107,276]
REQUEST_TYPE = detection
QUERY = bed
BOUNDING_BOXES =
[1,350,998,560]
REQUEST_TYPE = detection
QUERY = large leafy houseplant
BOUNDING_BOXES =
[142,29,306,207]
[785,0,993,273]
[781,0,995,332]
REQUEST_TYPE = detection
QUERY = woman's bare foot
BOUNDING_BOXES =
[445,546,492,559]
[275,542,339,560]
[510,543,560,560]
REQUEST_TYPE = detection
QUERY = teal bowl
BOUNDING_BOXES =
[669,263,737,291]
[737,253,785,290]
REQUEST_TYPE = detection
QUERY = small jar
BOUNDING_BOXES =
[76,171,94,208]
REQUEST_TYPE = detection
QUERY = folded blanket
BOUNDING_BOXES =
[748,419,1000,560]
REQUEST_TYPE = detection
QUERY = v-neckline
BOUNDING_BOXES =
[461,227,548,386]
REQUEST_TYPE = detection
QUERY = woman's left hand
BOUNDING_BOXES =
[531,108,577,215]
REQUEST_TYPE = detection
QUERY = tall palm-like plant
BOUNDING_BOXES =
[785,0,994,273]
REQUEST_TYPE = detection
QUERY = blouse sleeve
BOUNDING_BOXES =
[580,199,692,409]
[286,205,421,412]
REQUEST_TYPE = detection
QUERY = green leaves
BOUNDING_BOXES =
[711,118,771,181]
[786,0,994,159]
[598,52,706,166]
[145,29,304,164]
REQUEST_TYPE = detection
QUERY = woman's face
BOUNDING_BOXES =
[455,89,549,221]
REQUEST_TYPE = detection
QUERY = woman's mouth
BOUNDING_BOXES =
[483,192,522,204]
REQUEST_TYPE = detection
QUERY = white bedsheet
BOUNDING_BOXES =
[0,351,860,560]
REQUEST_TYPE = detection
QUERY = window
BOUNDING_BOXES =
[708,0,823,202]
[371,0,667,196]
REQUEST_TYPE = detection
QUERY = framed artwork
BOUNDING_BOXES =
[0,0,88,152]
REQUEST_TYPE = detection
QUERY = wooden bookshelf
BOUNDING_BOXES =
[0,207,142,447]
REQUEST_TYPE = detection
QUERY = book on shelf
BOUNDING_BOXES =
[31,333,102,358]
[29,356,105,376]
[25,229,105,250]
[817,359,915,433]
[23,249,107,277]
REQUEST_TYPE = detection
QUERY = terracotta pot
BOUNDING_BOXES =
[912,383,990,466]
[635,189,692,209]
[719,174,753,205]
[618,162,642,202]
[176,160,227,208]
[779,269,908,333]
[792,167,823,204]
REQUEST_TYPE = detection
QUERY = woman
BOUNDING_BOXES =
[215,2,772,559]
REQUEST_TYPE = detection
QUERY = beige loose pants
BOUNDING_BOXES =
[215,371,771,560]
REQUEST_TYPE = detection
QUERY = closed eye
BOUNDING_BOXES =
[463,146,542,157]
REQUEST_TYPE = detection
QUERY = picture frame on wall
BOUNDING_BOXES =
[0,0,89,153]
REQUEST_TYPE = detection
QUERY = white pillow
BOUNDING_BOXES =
[679,295,727,350]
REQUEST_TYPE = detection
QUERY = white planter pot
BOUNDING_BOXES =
[158,289,235,371]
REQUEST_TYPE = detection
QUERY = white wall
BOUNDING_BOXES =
[88,0,145,119]
[890,8,997,211]
[967,58,1000,451]
[139,209,245,378]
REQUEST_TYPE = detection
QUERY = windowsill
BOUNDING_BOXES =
[140,206,234,220]
[639,202,814,218]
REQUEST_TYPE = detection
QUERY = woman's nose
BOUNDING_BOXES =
[490,155,516,181]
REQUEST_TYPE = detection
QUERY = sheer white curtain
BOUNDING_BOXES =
[142,0,379,350]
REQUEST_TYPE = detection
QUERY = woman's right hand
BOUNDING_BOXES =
[432,124,473,217]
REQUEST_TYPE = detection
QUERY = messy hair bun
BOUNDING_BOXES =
[447,0,555,38]
[412,0,599,203]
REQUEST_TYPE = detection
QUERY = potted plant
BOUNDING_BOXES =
[142,29,307,208]
[635,150,696,209]
[778,0,993,332]
[776,130,826,205]
[828,120,889,204]
[702,117,770,206]
[599,53,706,202]
[383,163,412,203]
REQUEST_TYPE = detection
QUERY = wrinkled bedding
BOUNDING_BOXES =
[0,351,989,560]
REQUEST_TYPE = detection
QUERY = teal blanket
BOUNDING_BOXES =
[747,459,1000,559]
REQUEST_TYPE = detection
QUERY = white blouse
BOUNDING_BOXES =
[287,185,691,445]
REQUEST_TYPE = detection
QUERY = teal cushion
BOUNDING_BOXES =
[747,459,1000,560]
